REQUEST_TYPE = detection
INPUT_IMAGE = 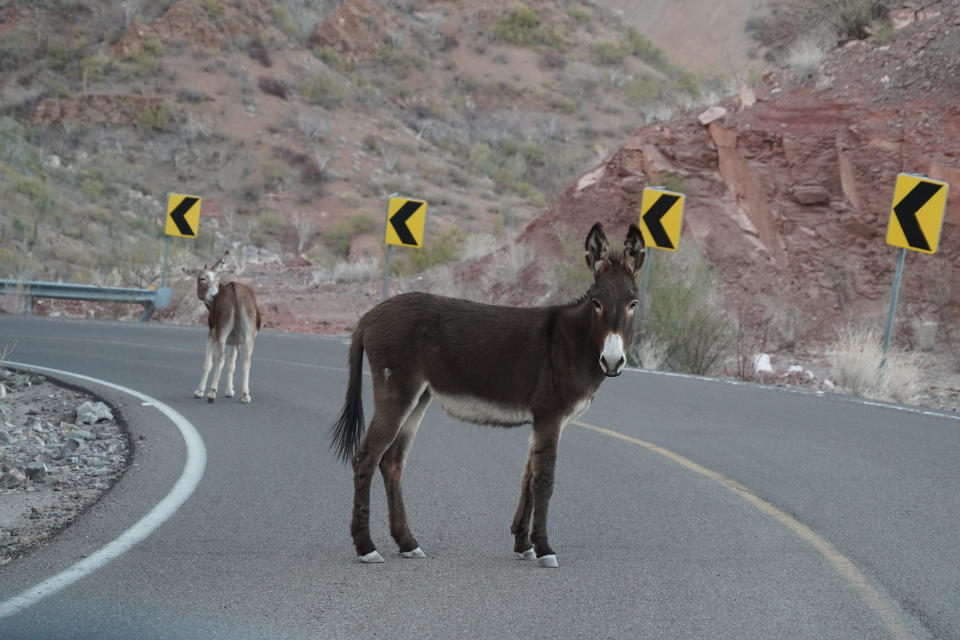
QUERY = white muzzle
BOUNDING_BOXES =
[600,333,626,376]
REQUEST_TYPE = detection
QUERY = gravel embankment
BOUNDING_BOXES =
[0,368,130,567]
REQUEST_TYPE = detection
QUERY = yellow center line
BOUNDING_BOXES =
[572,419,914,640]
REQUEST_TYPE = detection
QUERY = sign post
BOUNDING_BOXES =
[881,173,949,358]
[382,194,427,300]
[162,193,202,287]
[637,186,685,317]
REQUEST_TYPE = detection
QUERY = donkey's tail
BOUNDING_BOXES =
[330,327,365,464]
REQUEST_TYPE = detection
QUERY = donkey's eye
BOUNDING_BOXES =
[628,300,638,312]
[592,299,603,314]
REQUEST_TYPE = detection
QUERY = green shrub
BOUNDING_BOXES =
[129,49,160,77]
[408,227,462,271]
[260,158,288,188]
[13,179,54,214]
[634,246,735,376]
[324,212,377,257]
[0,28,39,74]
[314,46,344,71]
[302,72,347,108]
[82,53,113,82]
[624,72,670,106]
[493,4,564,48]
[273,4,297,37]
[624,28,669,70]
[568,5,591,24]
[139,104,171,130]
[204,0,222,16]
[81,177,104,200]
[593,40,627,66]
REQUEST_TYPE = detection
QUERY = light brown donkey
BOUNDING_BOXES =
[190,250,262,403]
[331,223,645,567]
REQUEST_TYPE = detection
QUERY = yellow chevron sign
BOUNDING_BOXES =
[639,187,684,251]
[886,174,949,254]
[165,193,202,238]
[384,196,427,248]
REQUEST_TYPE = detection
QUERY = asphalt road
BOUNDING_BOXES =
[0,315,958,639]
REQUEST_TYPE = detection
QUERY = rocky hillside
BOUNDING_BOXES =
[0,0,748,329]
[485,1,960,355]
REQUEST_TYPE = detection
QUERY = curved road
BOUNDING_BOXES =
[0,316,958,639]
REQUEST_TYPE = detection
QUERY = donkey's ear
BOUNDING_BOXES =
[584,222,610,274]
[621,224,646,278]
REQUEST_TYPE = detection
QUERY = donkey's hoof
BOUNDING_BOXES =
[241,393,251,404]
[193,389,204,399]
[225,390,235,398]
[400,547,426,558]
[537,554,559,568]
[515,549,536,561]
[358,550,385,563]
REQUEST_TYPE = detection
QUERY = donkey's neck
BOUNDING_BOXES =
[553,300,605,380]
[203,282,220,309]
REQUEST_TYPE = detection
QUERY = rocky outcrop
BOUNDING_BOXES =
[496,2,960,347]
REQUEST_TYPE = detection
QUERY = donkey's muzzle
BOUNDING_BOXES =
[600,356,626,377]
[600,334,626,377]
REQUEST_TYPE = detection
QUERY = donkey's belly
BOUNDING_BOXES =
[431,390,533,427]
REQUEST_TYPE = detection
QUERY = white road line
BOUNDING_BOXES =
[0,362,207,619]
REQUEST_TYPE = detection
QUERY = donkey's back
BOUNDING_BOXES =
[359,292,556,399]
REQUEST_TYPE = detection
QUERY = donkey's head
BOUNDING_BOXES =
[583,222,646,377]
[188,249,230,307]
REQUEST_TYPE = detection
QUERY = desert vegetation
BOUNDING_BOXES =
[0,0,735,304]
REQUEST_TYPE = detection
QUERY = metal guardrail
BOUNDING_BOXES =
[0,279,173,322]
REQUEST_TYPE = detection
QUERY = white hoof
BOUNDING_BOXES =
[193,389,203,399]
[358,550,385,563]
[225,389,234,398]
[206,391,216,403]
[400,547,426,558]
[515,549,536,560]
[537,554,559,568]
[241,393,251,404]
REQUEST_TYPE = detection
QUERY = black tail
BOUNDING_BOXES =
[330,327,365,464]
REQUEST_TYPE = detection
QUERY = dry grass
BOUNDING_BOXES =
[630,336,667,370]
[311,258,381,285]
[828,325,924,405]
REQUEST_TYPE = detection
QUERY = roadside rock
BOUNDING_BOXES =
[0,369,130,566]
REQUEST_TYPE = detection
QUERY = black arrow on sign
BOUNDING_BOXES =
[389,200,422,246]
[169,196,199,236]
[642,193,680,250]
[893,181,942,251]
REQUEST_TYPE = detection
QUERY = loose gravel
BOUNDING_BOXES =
[0,368,130,566]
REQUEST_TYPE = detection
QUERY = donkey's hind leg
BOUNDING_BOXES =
[351,380,426,563]
[239,334,255,403]
[380,388,431,558]
[223,345,238,398]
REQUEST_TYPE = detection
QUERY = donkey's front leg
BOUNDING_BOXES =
[528,420,563,568]
[223,345,238,398]
[510,452,536,560]
[238,338,254,403]
[194,336,215,398]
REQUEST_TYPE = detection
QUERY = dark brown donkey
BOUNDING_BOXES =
[330,222,645,568]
